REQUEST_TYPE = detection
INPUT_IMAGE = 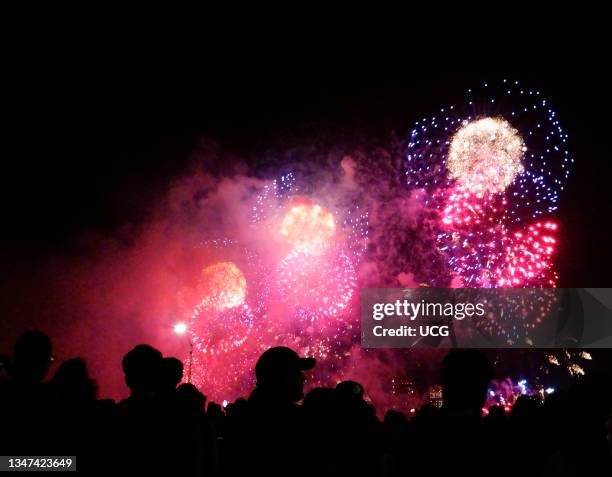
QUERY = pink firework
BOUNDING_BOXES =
[438,186,558,288]
[180,239,269,399]
[189,300,255,356]
[276,247,357,325]
[405,79,572,289]
[438,185,558,288]
[495,222,557,288]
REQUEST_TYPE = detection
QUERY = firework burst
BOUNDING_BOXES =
[447,117,525,196]
[405,79,571,288]
[276,247,357,325]
[406,79,572,222]
[280,196,336,255]
[182,239,269,395]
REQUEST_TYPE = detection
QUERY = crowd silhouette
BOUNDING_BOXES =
[0,331,610,476]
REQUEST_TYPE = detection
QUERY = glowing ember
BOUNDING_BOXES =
[448,117,525,196]
[198,262,247,310]
[281,196,336,254]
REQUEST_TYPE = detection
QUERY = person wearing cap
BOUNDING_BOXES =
[225,346,315,475]
[252,346,316,406]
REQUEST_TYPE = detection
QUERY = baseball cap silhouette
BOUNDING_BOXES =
[255,346,315,381]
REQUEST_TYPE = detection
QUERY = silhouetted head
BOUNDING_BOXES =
[225,397,248,419]
[122,344,163,396]
[50,358,97,404]
[176,382,206,414]
[384,409,407,427]
[159,357,183,393]
[336,380,364,400]
[207,402,224,419]
[511,395,542,422]
[441,350,493,415]
[255,346,315,403]
[13,331,53,383]
[418,402,438,419]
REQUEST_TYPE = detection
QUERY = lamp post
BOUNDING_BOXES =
[174,322,193,383]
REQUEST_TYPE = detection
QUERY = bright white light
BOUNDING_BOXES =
[174,322,188,335]
[447,117,525,195]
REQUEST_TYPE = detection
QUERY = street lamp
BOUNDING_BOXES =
[174,322,193,383]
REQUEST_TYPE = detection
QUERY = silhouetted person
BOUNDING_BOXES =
[159,356,183,398]
[393,350,497,477]
[206,402,225,437]
[0,331,54,454]
[505,395,545,469]
[415,402,438,421]
[335,380,383,475]
[382,408,409,474]
[225,346,315,476]
[557,372,612,474]
[120,344,163,404]
[441,349,493,417]
[116,345,217,476]
[49,358,97,407]
[116,345,165,474]
[253,346,315,405]
[302,387,342,473]
[225,397,248,423]
[336,379,378,419]
[2,329,610,475]
[174,384,219,476]
[382,409,407,464]
[176,382,206,416]
[11,330,53,385]
[47,358,105,461]
[484,404,507,428]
